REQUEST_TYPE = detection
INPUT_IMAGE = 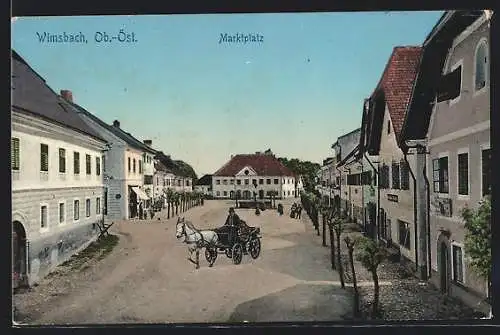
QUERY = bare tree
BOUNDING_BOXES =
[344,236,359,317]
[332,213,346,289]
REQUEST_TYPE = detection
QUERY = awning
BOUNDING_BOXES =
[131,187,150,200]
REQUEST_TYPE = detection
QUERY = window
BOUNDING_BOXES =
[259,179,264,185]
[216,179,220,185]
[40,144,49,172]
[400,160,410,190]
[391,163,400,189]
[482,147,491,196]
[452,244,464,284]
[457,152,469,196]
[144,175,153,185]
[223,191,227,197]
[86,154,91,175]
[128,157,131,172]
[11,138,20,170]
[59,202,65,223]
[236,179,241,185]
[230,179,234,185]
[252,179,257,186]
[223,179,228,185]
[74,152,80,174]
[186,180,190,186]
[274,179,279,184]
[361,171,372,185]
[96,198,101,214]
[138,160,142,174]
[74,200,80,221]
[245,179,249,185]
[58,148,66,173]
[398,220,411,249]
[475,40,488,92]
[102,155,106,172]
[432,157,449,193]
[86,199,91,217]
[40,205,48,228]
[133,159,136,173]
[379,164,390,189]
[216,191,220,196]
[96,157,101,176]
[266,179,271,185]
[387,120,391,134]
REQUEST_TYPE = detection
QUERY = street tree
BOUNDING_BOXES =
[332,213,346,289]
[461,196,491,299]
[326,207,336,270]
[166,189,174,219]
[344,235,360,317]
[356,236,387,318]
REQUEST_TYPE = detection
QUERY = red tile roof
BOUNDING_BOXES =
[371,46,423,141]
[214,154,295,177]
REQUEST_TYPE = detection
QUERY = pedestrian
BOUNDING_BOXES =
[297,205,302,219]
[139,202,144,220]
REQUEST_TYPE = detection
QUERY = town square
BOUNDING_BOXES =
[11,10,492,324]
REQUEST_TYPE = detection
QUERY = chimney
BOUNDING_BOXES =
[113,120,120,128]
[143,140,152,146]
[60,90,73,102]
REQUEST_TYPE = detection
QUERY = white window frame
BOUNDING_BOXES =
[40,203,49,233]
[480,142,491,198]
[73,198,80,222]
[449,59,463,107]
[96,197,101,215]
[473,38,489,97]
[433,151,451,198]
[456,147,470,200]
[450,241,466,285]
[85,197,91,218]
[58,200,66,225]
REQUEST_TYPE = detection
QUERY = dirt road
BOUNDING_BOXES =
[14,199,353,324]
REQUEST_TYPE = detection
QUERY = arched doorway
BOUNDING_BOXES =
[229,191,235,199]
[259,190,264,199]
[236,190,241,199]
[439,241,450,294]
[12,221,27,289]
[242,190,250,199]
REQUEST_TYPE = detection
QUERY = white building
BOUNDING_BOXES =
[11,51,107,287]
[194,174,213,196]
[212,152,297,200]
[74,107,157,220]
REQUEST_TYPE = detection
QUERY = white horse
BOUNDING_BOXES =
[175,217,218,269]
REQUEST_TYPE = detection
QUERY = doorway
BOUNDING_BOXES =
[12,221,27,289]
[439,242,449,294]
[259,190,264,199]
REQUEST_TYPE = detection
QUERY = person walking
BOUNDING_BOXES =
[297,204,302,219]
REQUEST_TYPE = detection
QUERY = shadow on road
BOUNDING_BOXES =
[227,283,353,322]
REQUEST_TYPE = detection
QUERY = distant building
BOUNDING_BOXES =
[11,51,107,287]
[195,174,213,196]
[212,152,297,199]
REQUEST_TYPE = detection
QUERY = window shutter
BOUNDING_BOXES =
[437,66,461,102]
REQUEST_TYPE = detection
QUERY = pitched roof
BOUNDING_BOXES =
[196,174,213,186]
[71,103,156,154]
[154,161,174,174]
[400,10,485,149]
[11,50,105,142]
[337,145,360,168]
[371,46,423,142]
[214,154,295,177]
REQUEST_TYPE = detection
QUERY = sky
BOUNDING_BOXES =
[12,11,444,177]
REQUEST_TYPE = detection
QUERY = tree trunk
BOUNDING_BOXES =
[348,246,359,317]
[167,203,170,219]
[176,203,179,216]
[372,269,380,317]
[329,225,336,270]
[322,215,327,246]
[336,231,345,288]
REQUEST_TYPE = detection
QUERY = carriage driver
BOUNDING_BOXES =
[224,207,242,227]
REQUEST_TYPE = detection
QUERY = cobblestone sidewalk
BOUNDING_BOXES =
[331,223,485,320]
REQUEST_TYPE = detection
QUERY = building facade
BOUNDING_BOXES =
[212,152,297,200]
[195,174,213,196]
[76,110,155,220]
[12,51,107,287]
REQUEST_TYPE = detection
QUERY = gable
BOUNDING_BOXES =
[236,166,258,177]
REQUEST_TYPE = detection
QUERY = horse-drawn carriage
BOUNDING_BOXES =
[205,220,261,266]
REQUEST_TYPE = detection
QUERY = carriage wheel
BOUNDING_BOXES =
[249,237,261,259]
[232,243,243,265]
[225,248,232,258]
[205,247,218,267]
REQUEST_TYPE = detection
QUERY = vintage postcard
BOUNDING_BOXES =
[11,10,492,324]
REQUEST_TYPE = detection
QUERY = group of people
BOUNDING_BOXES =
[129,200,154,220]
[290,202,302,219]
